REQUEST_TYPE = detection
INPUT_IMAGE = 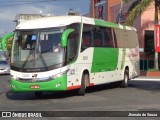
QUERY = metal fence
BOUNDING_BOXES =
[140,60,154,71]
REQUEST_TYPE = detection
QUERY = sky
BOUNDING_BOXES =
[0,0,90,37]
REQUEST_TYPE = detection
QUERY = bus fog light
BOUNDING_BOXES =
[56,83,61,87]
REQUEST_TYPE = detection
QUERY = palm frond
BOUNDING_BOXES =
[122,0,129,3]
[128,0,142,12]
[125,0,152,25]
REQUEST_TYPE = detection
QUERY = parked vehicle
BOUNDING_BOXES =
[0,60,10,74]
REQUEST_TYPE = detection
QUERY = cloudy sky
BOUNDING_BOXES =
[0,0,90,37]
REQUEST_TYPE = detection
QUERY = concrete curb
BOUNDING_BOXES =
[131,77,160,82]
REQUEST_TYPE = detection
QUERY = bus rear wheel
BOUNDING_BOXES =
[78,73,89,96]
[120,70,129,88]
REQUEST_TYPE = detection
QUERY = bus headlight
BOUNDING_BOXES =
[50,71,66,79]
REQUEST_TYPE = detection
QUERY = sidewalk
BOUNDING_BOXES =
[131,76,160,81]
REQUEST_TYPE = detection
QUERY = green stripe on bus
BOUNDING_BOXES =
[91,48,119,73]
[121,48,126,70]
[95,19,119,28]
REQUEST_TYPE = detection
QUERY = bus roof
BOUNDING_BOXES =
[16,16,92,29]
[16,16,136,31]
[95,19,136,31]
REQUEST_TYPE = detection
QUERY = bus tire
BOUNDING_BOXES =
[78,73,89,96]
[35,92,42,98]
[120,70,129,88]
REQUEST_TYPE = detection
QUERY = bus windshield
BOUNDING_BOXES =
[11,28,65,72]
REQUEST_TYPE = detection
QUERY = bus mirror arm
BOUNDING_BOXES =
[61,29,75,47]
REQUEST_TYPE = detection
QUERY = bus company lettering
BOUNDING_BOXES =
[127,49,139,58]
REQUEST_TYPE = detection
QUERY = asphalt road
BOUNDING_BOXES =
[0,75,160,119]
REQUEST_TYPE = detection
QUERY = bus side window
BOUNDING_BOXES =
[103,28,114,48]
[114,28,123,48]
[82,32,91,51]
[81,24,92,52]
[67,33,79,62]
[112,29,118,48]
[93,27,102,47]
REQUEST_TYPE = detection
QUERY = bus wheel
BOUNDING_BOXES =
[120,70,129,88]
[35,92,42,98]
[78,73,89,96]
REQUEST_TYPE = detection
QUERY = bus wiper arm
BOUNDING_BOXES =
[35,41,49,71]
[38,53,49,71]
[21,50,34,71]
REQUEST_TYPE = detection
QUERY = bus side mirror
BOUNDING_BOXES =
[61,29,74,47]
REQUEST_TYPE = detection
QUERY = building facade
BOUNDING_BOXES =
[90,0,120,21]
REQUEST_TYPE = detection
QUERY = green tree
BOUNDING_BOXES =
[6,36,13,57]
[123,0,160,70]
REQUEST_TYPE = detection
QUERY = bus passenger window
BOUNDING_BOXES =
[67,33,79,62]
[94,39,101,47]
[93,27,102,47]
[82,32,91,50]
[103,28,114,48]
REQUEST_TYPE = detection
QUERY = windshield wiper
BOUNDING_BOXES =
[21,49,49,72]
[21,51,49,72]
[38,53,49,71]
[21,50,34,71]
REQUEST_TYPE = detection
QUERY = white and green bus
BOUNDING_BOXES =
[10,16,140,97]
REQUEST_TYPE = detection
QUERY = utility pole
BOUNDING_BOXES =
[154,0,159,69]
[118,0,124,24]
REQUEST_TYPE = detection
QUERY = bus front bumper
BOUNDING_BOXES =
[11,74,67,92]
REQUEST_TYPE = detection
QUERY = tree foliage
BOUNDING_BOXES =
[123,0,152,25]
